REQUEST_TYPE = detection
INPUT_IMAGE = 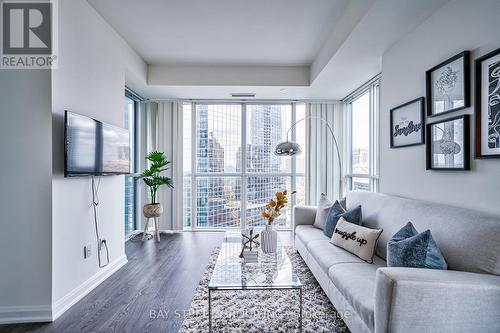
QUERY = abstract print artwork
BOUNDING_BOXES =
[390,97,425,148]
[487,60,500,149]
[475,48,500,158]
[426,51,470,117]
[426,115,470,170]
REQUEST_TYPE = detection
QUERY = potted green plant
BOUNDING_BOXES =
[139,151,173,238]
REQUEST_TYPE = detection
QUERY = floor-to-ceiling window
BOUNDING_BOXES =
[183,102,305,229]
[345,76,380,192]
[124,90,138,236]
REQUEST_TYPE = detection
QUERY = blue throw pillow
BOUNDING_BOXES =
[323,201,362,238]
[387,222,448,270]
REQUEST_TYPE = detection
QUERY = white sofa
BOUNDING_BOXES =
[293,191,500,333]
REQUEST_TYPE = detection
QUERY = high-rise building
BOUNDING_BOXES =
[197,105,240,227]
[194,105,291,228]
[237,106,288,226]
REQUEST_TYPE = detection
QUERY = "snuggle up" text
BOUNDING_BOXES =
[334,229,368,246]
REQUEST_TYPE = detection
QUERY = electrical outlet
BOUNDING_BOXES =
[84,245,91,259]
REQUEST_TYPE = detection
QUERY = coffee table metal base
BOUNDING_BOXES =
[208,287,303,332]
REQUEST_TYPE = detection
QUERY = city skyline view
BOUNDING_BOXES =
[182,101,371,227]
[183,103,305,228]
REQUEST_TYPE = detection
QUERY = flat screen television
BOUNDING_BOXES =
[64,111,130,177]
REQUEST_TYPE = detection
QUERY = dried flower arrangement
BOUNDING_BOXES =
[261,190,296,225]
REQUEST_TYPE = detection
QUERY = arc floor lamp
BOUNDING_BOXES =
[274,116,343,196]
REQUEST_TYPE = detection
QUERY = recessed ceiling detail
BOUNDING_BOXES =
[89,0,350,66]
[89,0,449,99]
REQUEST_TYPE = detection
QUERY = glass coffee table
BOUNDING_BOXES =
[208,230,303,332]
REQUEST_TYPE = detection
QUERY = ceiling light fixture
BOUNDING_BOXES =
[280,88,287,92]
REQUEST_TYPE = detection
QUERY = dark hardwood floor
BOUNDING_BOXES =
[0,232,225,333]
[0,231,294,333]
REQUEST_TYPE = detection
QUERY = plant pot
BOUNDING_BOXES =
[260,224,277,253]
[143,203,163,218]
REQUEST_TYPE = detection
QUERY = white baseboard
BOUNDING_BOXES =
[0,255,128,324]
[0,305,52,324]
[159,229,182,234]
[51,255,128,321]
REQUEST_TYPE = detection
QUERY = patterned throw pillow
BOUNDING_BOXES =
[313,193,333,230]
[330,217,383,263]
[323,201,362,238]
[387,222,448,270]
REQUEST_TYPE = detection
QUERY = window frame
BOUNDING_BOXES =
[344,76,380,192]
[185,101,304,231]
[124,88,141,238]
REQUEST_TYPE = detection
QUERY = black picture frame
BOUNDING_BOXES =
[390,97,425,148]
[474,47,500,159]
[426,51,470,118]
[426,114,470,171]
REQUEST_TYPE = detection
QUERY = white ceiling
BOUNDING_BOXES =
[88,0,449,100]
[88,0,349,66]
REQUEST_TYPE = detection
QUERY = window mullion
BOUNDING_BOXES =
[291,103,297,227]
[369,86,374,191]
[241,103,247,230]
[191,102,197,230]
[346,103,353,192]
[132,100,138,231]
[373,84,380,192]
[368,84,379,192]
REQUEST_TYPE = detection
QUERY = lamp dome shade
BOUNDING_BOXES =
[274,141,302,156]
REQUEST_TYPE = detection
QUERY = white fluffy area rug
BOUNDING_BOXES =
[179,247,350,333]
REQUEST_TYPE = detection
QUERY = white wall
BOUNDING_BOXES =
[380,0,500,216]
[148,64,309,86]
[0,0,146,323]
[51,0,146,318]
[0,71,53,322]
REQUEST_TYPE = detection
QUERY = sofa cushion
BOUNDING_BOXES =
[387,222,448,270]
[339,197,347,210]
[328,262,383,330]
[307,240,365,273]
[313,193,332,230]
[331,218,383,263]
[323,201,362,238]
[295,225,327,246]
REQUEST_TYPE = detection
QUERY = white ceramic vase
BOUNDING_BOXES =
[260,224,278,253]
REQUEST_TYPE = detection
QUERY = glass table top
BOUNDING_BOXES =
[208,230,302,290]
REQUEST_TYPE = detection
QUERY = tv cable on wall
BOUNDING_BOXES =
[91,176,110,268]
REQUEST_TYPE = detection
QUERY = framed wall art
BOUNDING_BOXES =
[426,114,470,170]
[390,97,425,148]
[475,47,500,159]
[426,51,470,117]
